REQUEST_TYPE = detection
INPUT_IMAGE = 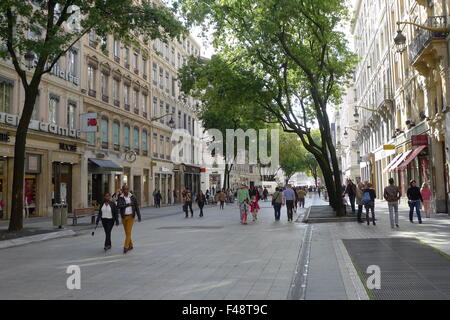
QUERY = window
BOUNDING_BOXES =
[153,133,158,157]
[133,127,139,153]
[113,39,120,60]
[68,50,77,76]
[101,118,108,148]
[113,121,120,150]
[152,63,157,85]
[153,97,158,118]
[165,104,170,125]
[113,78,120,105]
[142,130,148,156]
[124,84,130,106]
[171,77,176,97]
[124,125,130,151]
[133,52,139,73]
[159,68,164,89]
[101,72,108,99]
[188,116,191,134]
[165,72,169,93]
[100,36,108,54]
[67,102,76,129]
[0,80,13,113]
[142,94,147,116]
[87,131,95,146]
[49,95,59,124]
[183,113,186,129]
[88,30,96,46]
[87,65,96,94]
[31,91,39,120]
[124,46,130,67]
[159,100,164,124]
[178,110,181,128]
[133,89,139,113]
[142,58,147,78]
[160,135,164,158]
[165,137,170,160]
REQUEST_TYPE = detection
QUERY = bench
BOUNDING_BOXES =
[69,207,96,225]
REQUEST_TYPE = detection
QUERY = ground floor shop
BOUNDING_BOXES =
[0,131,84,220]
[152,161,174,206]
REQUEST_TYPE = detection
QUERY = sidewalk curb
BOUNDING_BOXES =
[0,229,76,250]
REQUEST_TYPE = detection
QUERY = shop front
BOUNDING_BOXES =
[152,163,174,206]
[88,158,123,207]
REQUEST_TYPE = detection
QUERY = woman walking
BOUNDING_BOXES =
[355,182,364,223]
[421,182,432,218]
[361,183,376,226]
[197,190,206,217]
[407,180,423,224]
[272,187,283,221]
[219,189,226,210]
[95,192,119,251]
[117,185,141,254]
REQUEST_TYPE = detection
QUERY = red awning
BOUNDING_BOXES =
[397,146,427,171]
[383,153,403,173]
[389,150,412,172]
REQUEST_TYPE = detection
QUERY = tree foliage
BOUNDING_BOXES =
[177,0,357,215]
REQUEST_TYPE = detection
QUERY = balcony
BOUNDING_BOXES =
[143,74,147,80]
[375,86,393,111]
[101,141,108,149]
[102,94,109,103]
[125,62,130,70]
[134,68,139,75]
[143,112,147,118]
[114,56,120,63]
[88,89,96,98]
[124,104,130,111]
[113,99,120,107]
[409,16,448,65]
[114,144,120,151]
[143,150,148,157]
[134,108,139,115]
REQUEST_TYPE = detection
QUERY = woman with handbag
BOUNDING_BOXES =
[197,190,206,217]
[272,187,283,221]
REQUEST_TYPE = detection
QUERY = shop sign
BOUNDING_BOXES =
[0,133,10,142]
[46,62,79,85]
[0,112,81,138]
[383,144,395,150]
[160,167,170,172]
[80,113,97,132]
[412,135,428,146]
[151,161,157,166]
[59,143,77,152]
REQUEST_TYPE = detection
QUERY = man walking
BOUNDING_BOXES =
[297,187,307,208]
[236,183,250,224]
[282,184,296,222]
[344,179,357,213]
[117,185,141,254]
[384,178,401,228]
[183,188,194,218]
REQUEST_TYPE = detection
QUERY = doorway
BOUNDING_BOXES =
[133,175,141,205]
[52,163,72,213]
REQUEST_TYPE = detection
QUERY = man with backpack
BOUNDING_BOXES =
[182,188,194,218]
[361,182,376,226]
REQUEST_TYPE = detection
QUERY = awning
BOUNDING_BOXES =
[383,153,403,173]
[397,146,427,171]
[88,158,123,172]
[389,150,412,172]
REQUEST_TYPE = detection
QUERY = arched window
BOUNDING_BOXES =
[124,124,130,151]
[142,130,148,156]
[113,121,120,151]
[134,127,140,154]
[101,117,108,149]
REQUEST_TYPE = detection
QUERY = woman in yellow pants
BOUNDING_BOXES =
[117,186,141,253]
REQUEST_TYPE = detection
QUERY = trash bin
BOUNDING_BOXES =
[53,202,67,228]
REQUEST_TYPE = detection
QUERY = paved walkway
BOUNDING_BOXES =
[0,200,307,299]
[305,194,450,300]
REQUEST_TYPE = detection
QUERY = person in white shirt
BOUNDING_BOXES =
[96,192,119,251]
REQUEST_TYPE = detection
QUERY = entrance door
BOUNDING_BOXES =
[133,175,141,204]
[92,174,103,208]
[161,174,167,204]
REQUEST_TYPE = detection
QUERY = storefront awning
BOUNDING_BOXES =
[389,150,412,172]
[383,153,403,173]
[397,146,427,171]
[88,158,123,172]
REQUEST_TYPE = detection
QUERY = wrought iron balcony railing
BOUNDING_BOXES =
[409,16,448,63]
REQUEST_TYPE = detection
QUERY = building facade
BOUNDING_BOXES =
[349,0,450,212]
[0,0,203,220]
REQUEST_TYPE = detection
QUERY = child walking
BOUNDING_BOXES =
[250,196,260,222]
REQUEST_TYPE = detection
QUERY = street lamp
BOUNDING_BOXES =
[24,51,35,70]
[394,21,450,54]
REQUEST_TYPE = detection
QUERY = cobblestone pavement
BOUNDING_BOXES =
[0,200,307,300]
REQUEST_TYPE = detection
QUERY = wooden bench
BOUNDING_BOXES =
[68,207,96,225]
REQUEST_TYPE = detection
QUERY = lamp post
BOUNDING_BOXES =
[150,113,175,128]
[24,51,35,70]
[393,21,450,54]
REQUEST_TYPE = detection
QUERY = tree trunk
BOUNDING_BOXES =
[9,85,39,232]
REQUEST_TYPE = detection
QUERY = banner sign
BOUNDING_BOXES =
[80,113,97,132]
[411,135,428,146]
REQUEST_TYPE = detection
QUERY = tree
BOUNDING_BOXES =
[176,0,357,216]
[279,130,306,184]
[179,56,272,190]
[0,0,186,231]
